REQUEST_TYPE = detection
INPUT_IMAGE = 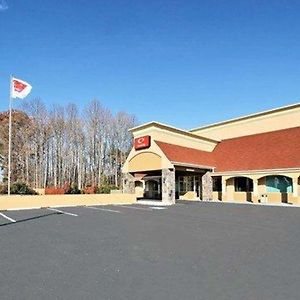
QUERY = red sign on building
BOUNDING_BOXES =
[134,136,151,150]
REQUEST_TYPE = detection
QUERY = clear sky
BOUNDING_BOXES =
[1,0,300,129]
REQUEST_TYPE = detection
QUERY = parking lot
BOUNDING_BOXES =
[1,201,300,300]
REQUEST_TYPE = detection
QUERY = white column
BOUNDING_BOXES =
[253,179,258,196]
[292,177,298,197]
[222,178,226,194]
[193,176,197,199]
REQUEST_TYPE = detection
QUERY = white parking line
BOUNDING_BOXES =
[47,208,78,217]
[117,205,152,211]
[150,207,167,210]
[0,212,16,223]
[7,207,40,211]
[85,206,122,213]
[48,204,79,208]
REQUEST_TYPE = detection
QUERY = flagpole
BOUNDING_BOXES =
[7,75,12,195]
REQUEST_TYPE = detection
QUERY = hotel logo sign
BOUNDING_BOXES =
[134,136,151,150]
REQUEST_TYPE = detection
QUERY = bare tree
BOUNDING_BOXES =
[0,98,137,191]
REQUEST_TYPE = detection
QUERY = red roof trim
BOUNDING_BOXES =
[155,141,215,169]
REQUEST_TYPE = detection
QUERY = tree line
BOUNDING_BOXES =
[0,99,137,190]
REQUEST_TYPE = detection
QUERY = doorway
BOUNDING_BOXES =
[175,169,204,200]
[144,178,162,200]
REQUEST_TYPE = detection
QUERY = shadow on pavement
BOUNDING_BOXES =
[0,212,61,227]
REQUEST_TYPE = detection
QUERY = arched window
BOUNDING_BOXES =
[266,175,293,193]
[234,177,253,192]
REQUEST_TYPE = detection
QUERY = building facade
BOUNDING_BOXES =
[122,103,300,205]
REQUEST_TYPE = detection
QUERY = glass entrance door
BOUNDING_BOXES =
[176,175,200,199]
[144,179,162,200]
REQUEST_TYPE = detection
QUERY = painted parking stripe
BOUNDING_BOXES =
[85,206,122,213]
[47,208,78,217]
[7,207,40,211]
[48,204,79,208]
[150,207,167,210]
[0,212,16,223]
[117,205,153,211]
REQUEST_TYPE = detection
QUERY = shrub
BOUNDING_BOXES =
[84,186,96,194]
[45,187,66,195]
[0,184,7,194]
[66,184,81,194]
[96,185,118,194]
[10,182,37,195]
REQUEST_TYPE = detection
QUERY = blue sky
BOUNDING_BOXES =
[1,0,300,129]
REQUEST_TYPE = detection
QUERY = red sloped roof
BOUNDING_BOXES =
[213,126,300,172]
[155,141,215,168]
[156,126,300,172]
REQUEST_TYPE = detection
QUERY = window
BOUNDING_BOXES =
[178,175,199,195]
[135,181,143,188]
[234,177,253,192]
[266,176,293,193]
[212,177,222,191]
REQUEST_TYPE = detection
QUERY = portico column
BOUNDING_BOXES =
[222,178,227,195]
[292,177,298,197]
[253,179,258,196]
[123,173,135,194]
[162,168,175,204]
[202,172,212,201]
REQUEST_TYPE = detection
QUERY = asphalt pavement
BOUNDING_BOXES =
[1,202,300,300]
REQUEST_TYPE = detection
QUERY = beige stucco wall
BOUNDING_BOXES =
[258,177,266,194]
[0,194,136,211]
[212,171,300,205]
[128,152,162,172]
[123,140,173,173]
[132,126,218,152]
[264,193,294,204]
[225,177,235,200]
[135,188,144,198]
[179,191,198,201]
[134,181,144,198]
[212,191,222,201]
[214,191,297,204]
[191,104,300,140]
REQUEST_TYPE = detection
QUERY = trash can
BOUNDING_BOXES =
[260,194,268,203]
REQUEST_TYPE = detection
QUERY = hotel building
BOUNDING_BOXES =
[123,103,300,205]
